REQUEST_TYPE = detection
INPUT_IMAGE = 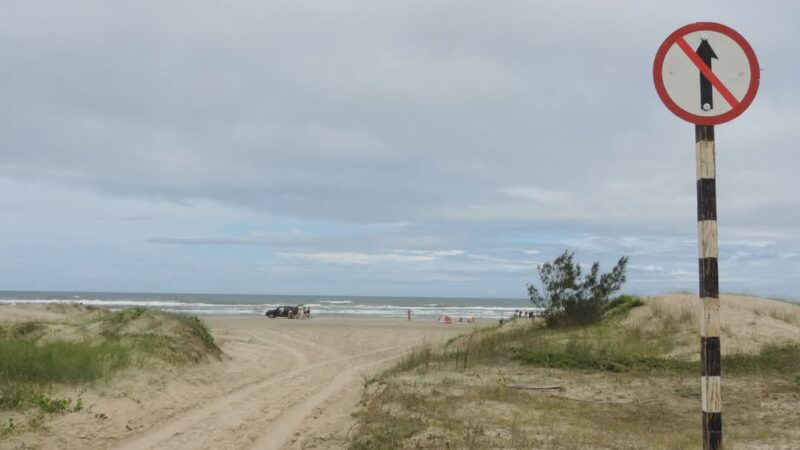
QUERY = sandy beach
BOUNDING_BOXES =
[0,309,474,450]
[3,294,799,449]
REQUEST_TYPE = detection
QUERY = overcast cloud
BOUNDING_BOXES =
[1,1,799,299]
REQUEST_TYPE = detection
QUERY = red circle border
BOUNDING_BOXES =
[653,22,760,126]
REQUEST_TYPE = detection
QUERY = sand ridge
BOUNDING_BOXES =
[623,293,800,355]
[3,296,798,449]
[0,311,471,450]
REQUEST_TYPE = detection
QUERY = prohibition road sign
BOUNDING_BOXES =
[653,22,759,125]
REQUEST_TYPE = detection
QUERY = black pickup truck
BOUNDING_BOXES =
[264,305,299,318]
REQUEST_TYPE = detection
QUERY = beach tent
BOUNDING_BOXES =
[436,315,452,324]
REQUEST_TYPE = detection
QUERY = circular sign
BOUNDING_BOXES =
[653,22,759,125]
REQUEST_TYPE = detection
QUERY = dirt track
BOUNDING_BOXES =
[109,318,468,450]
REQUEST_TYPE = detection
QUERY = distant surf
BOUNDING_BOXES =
[0,290,538,320]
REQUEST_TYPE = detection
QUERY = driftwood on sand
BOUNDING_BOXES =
[507,384,563,391]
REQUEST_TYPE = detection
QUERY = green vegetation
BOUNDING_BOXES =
[175,314,218,352]
[352,296,800,449]
[1,384,85,415]
[352,374,700,449]
[33,395,82,414]
[98,308,220,364]
[602,294,645,317]
[0,307,220,419]
[381,306,799,378]
[1,321,45,339]
[528,251,629,327]
[519,341,800,375]
[0,340,130,385]
[724,344,800,375]
[109,306,147,324]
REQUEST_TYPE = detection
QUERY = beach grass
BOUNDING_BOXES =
[0,339,130,385]
[0,307,220,415]
[175,313,218,352]
[351,295,800,449]
[352,376,702,449]
[380,296,800,378]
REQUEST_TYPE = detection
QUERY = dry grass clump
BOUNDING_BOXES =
[351,294,800,449]
[352,366,706,449]
[767,307,799,325]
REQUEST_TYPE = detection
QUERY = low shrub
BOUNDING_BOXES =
[528,251,629,327]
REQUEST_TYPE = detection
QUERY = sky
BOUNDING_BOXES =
[1,1,799,299]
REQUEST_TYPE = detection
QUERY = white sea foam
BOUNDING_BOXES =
[0,296,537,320]
[0,299,235,308]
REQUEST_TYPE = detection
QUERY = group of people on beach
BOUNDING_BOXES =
[406,309,476,323]
[499,309,537,325]
[513,309,536,319]
[287,307,312,320]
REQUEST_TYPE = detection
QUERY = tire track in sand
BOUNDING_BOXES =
[113,330,400,450]
[252,353,401,450]
[113,330,312,450]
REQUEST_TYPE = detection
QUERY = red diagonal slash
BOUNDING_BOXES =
[675,37,740,109]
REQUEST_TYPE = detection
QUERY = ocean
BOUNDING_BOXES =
[0,290,538,320]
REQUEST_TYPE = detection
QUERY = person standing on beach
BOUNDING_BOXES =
[407,309,412,321]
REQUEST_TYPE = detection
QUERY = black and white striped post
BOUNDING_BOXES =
[654,22,760,450]
[697,124,721,449]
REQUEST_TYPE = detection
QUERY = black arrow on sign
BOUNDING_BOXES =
[696,38,718,111]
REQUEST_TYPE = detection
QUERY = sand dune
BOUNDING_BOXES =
[3,295,799,449]
[0,311,469,450]
[624,293,800,356]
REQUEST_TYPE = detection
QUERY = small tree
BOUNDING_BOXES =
[528,251,628,327]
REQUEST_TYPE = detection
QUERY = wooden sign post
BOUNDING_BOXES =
[653,22,760,449]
